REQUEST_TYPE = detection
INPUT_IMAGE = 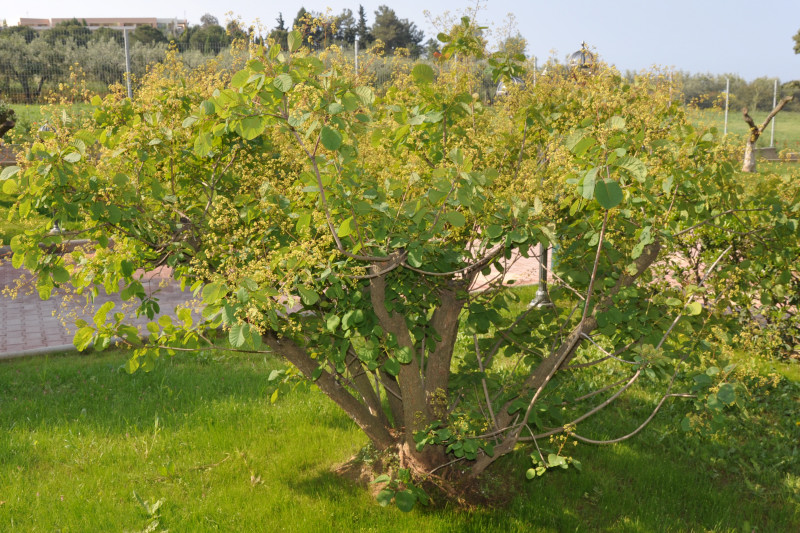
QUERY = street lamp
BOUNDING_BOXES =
[568,42,595,72]
[528,243,554,308]
[529,44,595,309]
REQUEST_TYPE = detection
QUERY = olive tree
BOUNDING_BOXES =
[3,30,798,508]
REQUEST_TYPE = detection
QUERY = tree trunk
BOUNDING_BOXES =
[742,139,757,173]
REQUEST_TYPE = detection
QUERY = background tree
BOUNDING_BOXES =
[200,14,220,28]
[497,32,527,57]
[356,5,373,44]
[422,38,441,59]
[371,5,424,54]
[91,27,124,46]
[74,38,125,85]
[43,18,92,47]
[189,23,228,54]
[269,13,289,49]
[0,25,38,43]
[0,33,69,102]
[334,9,358,45]
[226,20,249,43]
[132,25,167,46]
[794,27,800,53]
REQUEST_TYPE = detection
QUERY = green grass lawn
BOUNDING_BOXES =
[1,346,797,531]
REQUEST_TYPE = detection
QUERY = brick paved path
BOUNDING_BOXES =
[0,249,201,359]
[0,246,547,359]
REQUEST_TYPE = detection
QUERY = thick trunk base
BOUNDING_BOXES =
[332,442,516,509]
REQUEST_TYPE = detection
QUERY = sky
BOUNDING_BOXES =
[4,0,799,82]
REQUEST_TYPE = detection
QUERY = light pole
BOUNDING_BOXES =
[530,44,595,309]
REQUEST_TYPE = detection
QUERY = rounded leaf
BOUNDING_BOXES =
[595,179,623,209]
[273,73,294,93]
[411,63,435,84]
[320,126,342,151]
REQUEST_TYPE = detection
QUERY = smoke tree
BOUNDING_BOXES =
[3,30,798,508]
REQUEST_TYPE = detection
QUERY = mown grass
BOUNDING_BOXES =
[1,343,797,531]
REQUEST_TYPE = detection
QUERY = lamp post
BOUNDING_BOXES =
[567,42,595,72]
[528,244,554,308]
[529,44,595,309]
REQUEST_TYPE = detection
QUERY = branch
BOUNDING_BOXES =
[582,211,608,322]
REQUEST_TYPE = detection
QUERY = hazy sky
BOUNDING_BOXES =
[4,0,800,82]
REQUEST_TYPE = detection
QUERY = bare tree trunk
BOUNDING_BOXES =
[742,139,757,173]
[742,95,794,173]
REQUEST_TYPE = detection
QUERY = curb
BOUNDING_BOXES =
[0,344,78,361]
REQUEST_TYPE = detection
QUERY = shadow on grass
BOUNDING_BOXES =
[0,349,278,434]
[285,423,797,532]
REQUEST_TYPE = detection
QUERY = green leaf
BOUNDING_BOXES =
[371,474,392,484]
[354,86,375,106]
[326,315,341,332]
[51,266,70,284]
[445,211,466,227]
[113,173,129,187]
[0,165,20,181]
[616,155,647,182]
[376,489,394,507]
[607,116,626,130]
[579,167,600,200]
[337,216,355,237]
[73,326,94,351]
[229,323,249,348]
[383,358,400,376]
[202,282,227,304]
[298,285,319,306]
[411,63,435,84]
[394,490,416,512]
[273,73,294,93]
[231,69,250,88]
[685,301,702,316]
[2,178,18,195]
[287,30,302,52]
[237,116,266,140]
[717,383,736,405]
[193,131,213,157]
[396,346,414,364]
[486,225,503,239]
[296,213,311,232]
[320,126,342,151]
[594,179,623,209]
[63,151,81,163]
[93,301,115,326]
[570,136,596,157]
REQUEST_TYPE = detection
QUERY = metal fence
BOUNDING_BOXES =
[0,33,503,106]
[0,35,235,104]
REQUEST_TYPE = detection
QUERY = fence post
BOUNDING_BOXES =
[724,78,730,136]
[123,28,133,100]
[354,35,359,74]
[770,78,777,148]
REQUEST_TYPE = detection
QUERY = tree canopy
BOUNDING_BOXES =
[2,25,799,509]
[371,5,423,54]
